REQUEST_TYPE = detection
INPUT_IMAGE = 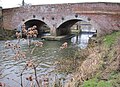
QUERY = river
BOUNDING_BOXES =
[0,32,95,87]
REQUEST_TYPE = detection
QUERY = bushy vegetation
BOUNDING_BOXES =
[0,28,15,40]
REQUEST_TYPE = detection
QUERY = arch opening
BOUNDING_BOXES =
[57,19,97,36]
[57,19,80,36]
[24,19,50,37]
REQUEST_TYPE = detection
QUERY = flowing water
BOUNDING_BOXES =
[0,32,95,87]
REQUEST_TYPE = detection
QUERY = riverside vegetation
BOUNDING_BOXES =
[0,28,16,40]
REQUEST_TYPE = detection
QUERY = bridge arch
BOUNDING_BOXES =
[24,19,50,37]
[56,15,99,36]
[56,19,82,35]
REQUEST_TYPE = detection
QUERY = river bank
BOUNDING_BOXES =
[63,31,120,87]
[0,28,15,40]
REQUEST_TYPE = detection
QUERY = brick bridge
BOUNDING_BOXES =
[2,2,120,36]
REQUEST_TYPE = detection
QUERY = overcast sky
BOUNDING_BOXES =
[0,0,120,8]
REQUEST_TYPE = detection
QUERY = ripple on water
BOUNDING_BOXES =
[0,32,94,86]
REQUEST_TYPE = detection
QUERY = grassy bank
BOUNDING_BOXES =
[82,31,120,87]
[64,31,120,87]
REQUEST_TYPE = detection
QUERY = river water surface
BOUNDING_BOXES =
[0,32,94,87]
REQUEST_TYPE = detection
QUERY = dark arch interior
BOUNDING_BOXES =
[25,19,50,37]
[57,19,82,36]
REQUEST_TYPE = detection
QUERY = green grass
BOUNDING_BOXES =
[103,31,120,47]
[82,78,98,87]
[109,71,120,87]
[82,78,112,87]
[97,80,112,87]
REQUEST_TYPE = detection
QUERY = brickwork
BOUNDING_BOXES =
[2,2,120,36]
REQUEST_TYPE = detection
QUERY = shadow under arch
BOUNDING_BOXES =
[57,19,95,36]
[24,19,50,37]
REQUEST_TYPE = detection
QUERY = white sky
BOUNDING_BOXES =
[0,0,120,8]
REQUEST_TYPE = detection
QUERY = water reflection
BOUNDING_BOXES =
[71,32,95,49]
